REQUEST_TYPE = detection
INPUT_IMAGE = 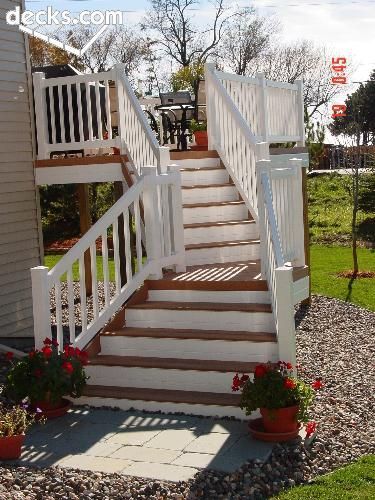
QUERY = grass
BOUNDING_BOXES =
[310,245,375,312]
[308,174,375,244]
[271,455,375,499]
[45,254,116,282]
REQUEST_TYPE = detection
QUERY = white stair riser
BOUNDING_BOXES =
[75,396,246,419]
[126,308,275,332]
[184,222,258,245]
[171,158,221,169]
[86,366,253,393]
[183,203,249,224]
[147,289,270,304]
[181,169,229,186]
[182,185,238,204]
[100,336,278,361]
[185,243,260,266]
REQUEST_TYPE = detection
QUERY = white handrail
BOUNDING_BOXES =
[31,167,185,351]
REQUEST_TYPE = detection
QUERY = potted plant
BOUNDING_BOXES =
[5,339,89,419]
[232,361,322,439]
[189,119,208,148]
[0,402,42,460]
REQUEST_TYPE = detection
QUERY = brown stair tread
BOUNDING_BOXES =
[183,200,245,208]
[88,355,261,372]
[146,279,268,292]
[127,300,271,313]
[186,239,260,250]
[102,327,276,342]
[82,385,241,407]
[184,219,255,229]
[182,183,233,190]
[179,166,225,172]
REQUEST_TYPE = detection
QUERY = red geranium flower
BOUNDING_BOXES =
[62,361,74,374]
[284,378,296,389]
[286,362,293,370]
[64,345,75,357]
[42,346,52,358]
[240,374,249,384]
[232,373,241,391]
[5,351,14,361]
[312,379,323,390]
[305,421,317,438]
[254,365,267,378]
[28,350,36,358]
[34,368,43,378]
[52,339,59,347]
[43,337,52,345]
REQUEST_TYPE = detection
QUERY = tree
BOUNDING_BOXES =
[143,0,235,67]
[305,111,325,170]
[330,72,375,145]
[220,7,279,76]
[251,41,342,118]
[29,37,83,69]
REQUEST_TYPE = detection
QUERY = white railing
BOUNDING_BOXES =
[33,64,170,173]
[205,64,265,220]
[256,159,306,365]
[215,70,305,145]
[31,166,185,350]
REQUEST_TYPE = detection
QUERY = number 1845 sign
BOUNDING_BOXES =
[331,57,347,119]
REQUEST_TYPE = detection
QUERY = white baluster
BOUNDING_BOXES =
[67,267,75,345]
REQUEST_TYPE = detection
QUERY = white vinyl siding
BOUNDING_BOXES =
[0,0,40,337]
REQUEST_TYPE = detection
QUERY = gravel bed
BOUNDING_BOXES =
[49,282,117,331]
[0,295,374,499]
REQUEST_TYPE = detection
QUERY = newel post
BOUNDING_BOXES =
[204,63,216,150]
[31,266,51,349]
[141,166,163,279]
[168,164,186,273]
[158,146,170,174]
[114,64,127,154]
[275,265,296,368]
[256,159,271,279]
[296,79,305,147]
[32,72,49,160]
[256,73,269,144]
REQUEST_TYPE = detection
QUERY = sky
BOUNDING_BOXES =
[22,0,375,135]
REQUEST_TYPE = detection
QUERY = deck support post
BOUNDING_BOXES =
[77,183,92,296]
[31,266,51,349]
[275,265,296,369]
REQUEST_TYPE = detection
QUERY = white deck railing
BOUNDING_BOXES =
[31,166,185,350]
[33,64,169,173]
[215,70,305,144]
[256,159,306,366]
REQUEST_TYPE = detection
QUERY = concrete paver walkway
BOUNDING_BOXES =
[16,407,273,482]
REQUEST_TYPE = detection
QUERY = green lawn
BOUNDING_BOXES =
[310,245,375,311]
[308,174,375,244]
[45,254,116,282]
[271,455,375,500]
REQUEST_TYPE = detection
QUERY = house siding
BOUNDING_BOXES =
[0,0,41,337]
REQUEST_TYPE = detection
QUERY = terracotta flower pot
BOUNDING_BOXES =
[193,130,208,148]
[260,405,299,433]
[0,434,25,460]
[32,398,71,419]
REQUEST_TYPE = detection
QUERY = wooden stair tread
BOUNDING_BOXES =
[183,200,245,208]
[83,385,241,407]
[128,300,271,313]
[179,166,225,172]
[184,219,255,229]
[145,279,268,292]
[88,355,261,372]
[182,183,233,190]
[102,327,276,342]
[186,239,260,250]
